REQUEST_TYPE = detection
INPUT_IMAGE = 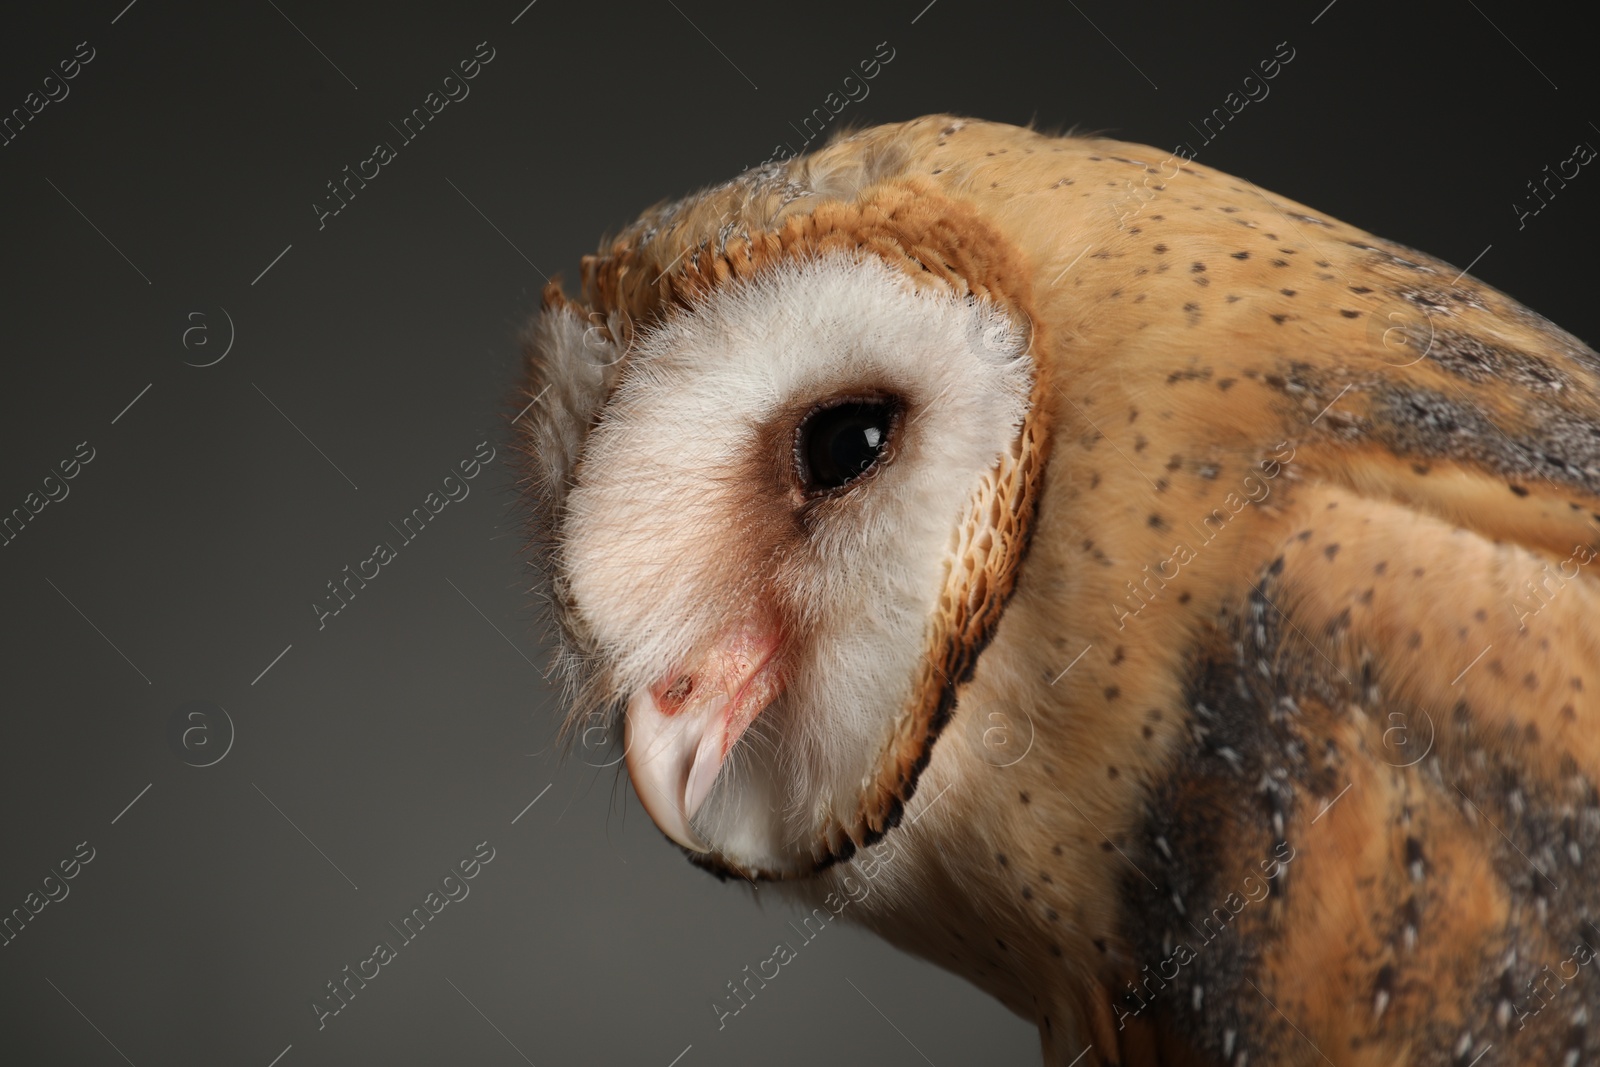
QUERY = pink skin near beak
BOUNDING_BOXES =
[624,618,784,853]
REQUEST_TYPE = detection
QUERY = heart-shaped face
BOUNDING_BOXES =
[520,184,1049,879]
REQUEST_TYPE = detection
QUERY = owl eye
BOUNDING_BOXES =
[796,399,899,492]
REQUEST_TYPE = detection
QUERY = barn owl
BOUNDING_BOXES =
[516,115,1600,1066]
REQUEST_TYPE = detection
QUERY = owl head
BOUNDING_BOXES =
[519,129,1054,881]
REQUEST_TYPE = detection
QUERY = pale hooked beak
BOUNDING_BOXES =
[624,619,784,853]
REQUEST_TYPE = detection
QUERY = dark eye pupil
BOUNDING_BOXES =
[800,401,894,490]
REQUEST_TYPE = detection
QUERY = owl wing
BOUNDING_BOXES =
[1100,473,1600,1066]
[948,125,1600,1065]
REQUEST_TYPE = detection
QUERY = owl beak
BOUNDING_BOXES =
[624,621,784,854]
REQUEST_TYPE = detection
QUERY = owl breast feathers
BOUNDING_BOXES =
[518,116,1600,1065]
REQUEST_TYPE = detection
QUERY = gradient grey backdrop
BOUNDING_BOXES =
[2,1,1596,1064]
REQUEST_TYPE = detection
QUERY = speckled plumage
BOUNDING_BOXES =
[519,116,1600,1065]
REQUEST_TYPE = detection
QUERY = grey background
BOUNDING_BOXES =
[1,1,1595,1064]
